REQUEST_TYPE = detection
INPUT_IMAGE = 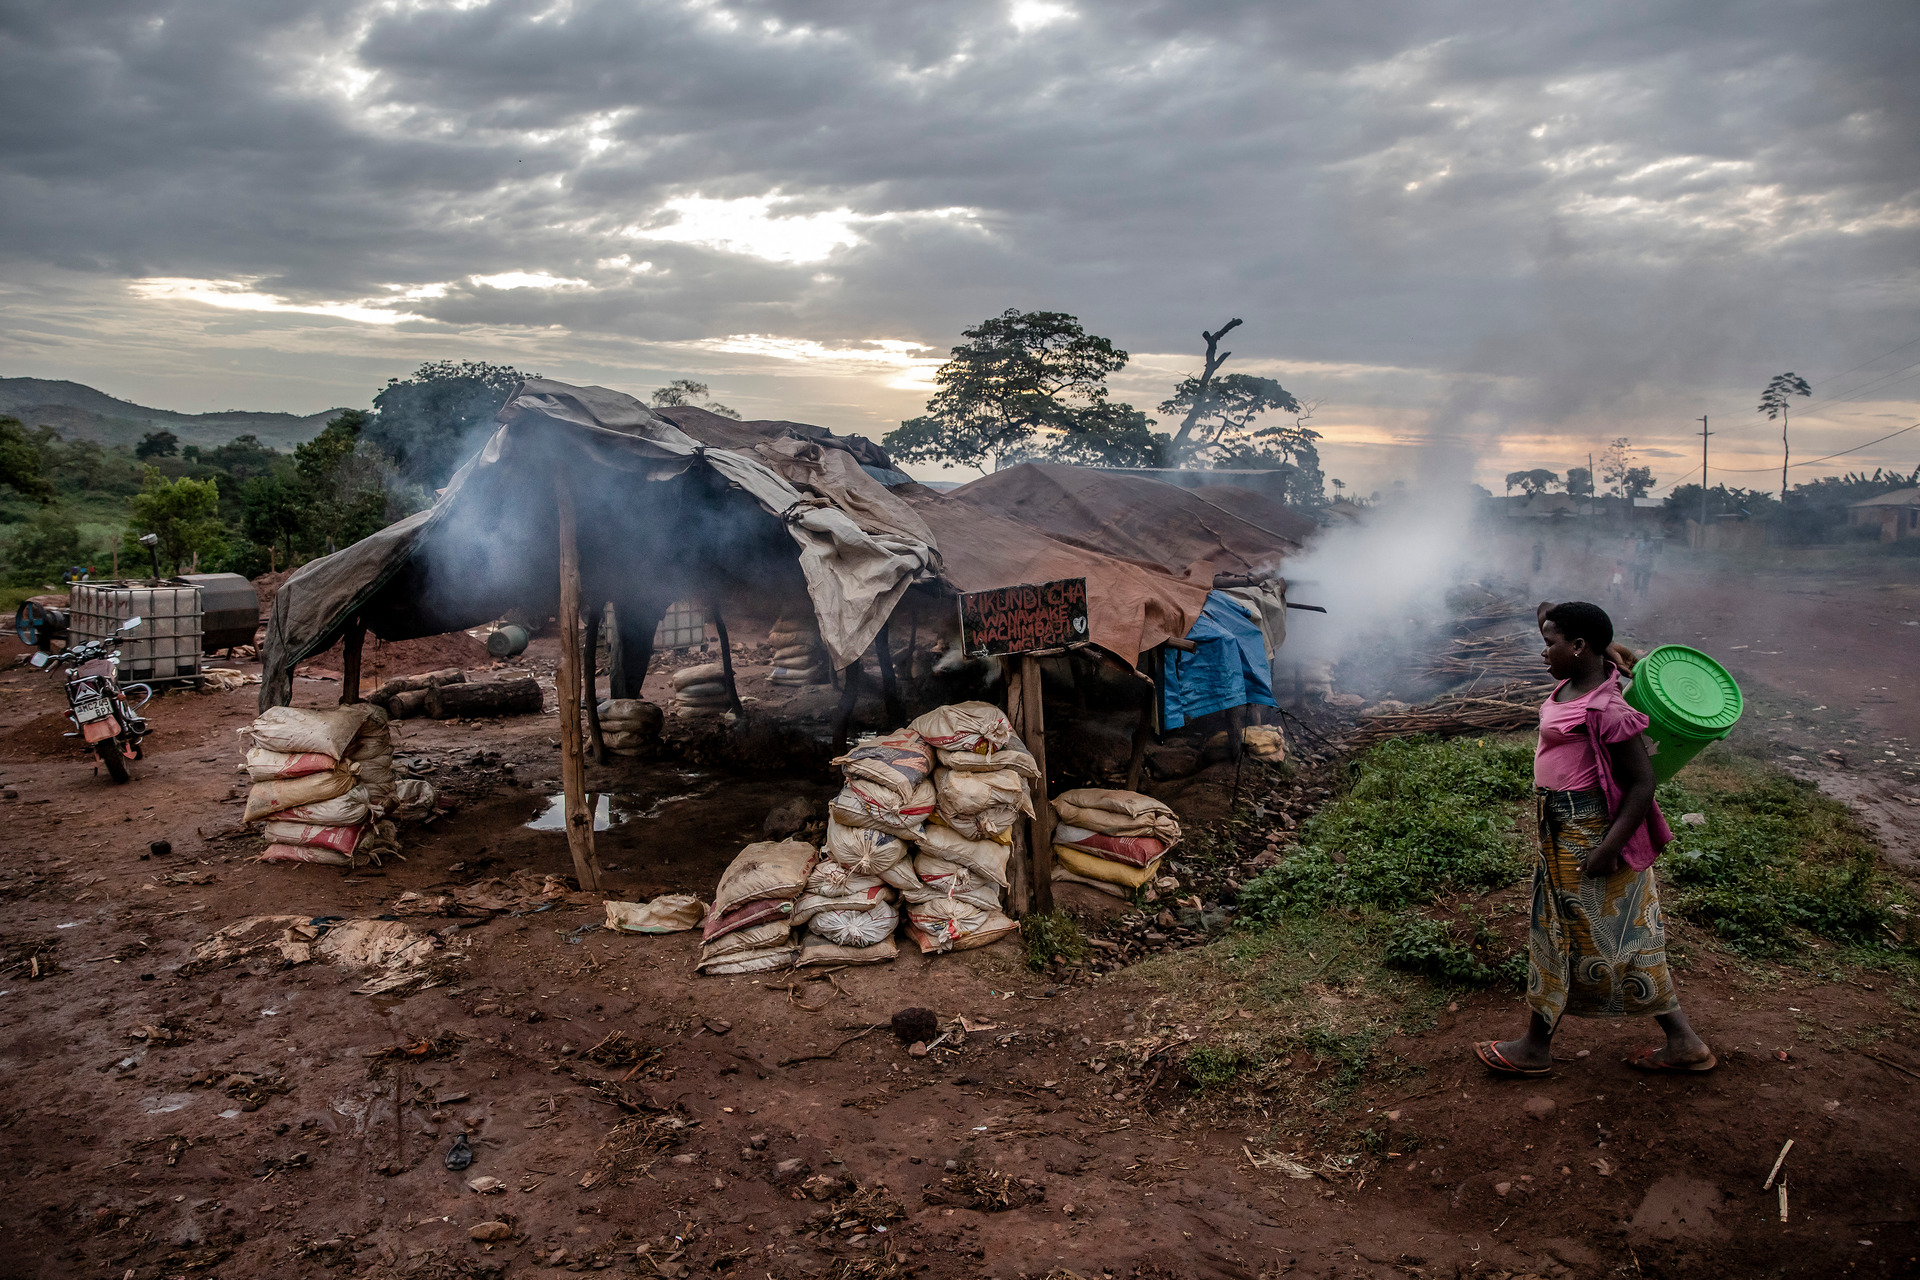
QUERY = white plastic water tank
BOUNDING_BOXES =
[68,581,204,681]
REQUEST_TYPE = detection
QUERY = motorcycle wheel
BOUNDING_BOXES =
[96,737,130,784]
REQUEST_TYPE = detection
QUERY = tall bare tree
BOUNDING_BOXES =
[1758,372,1811,502]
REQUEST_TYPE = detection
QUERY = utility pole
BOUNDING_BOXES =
[1698,415,1711,548]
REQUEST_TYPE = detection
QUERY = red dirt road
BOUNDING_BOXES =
[0,607,1914,1278]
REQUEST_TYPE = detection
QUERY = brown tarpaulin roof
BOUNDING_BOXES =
[896,482,1210,664]
[947,463,1308,582]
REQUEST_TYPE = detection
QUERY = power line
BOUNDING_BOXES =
[1698,422,1919,474]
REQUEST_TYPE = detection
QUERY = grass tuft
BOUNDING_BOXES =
[1019,909,1089,972]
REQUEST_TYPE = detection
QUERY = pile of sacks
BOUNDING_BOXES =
[670,663,732,717]
[241,704,401,866]
[697,839,815,974]
[597,698,663,756]
[767,614,828,687]
[895,702,1030,953]
[1050,788,1181,897]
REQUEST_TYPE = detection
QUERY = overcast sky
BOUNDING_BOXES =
[2,0,1916,493]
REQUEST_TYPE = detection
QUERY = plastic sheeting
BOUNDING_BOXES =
[1158,591,1277,730]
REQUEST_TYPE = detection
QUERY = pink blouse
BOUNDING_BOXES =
[1535,672,1647,791]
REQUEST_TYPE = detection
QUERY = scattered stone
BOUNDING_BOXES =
[1680,812,1707,827]
[761,797,814,839]
[469,1221,513,1242]
[149,840,171,857]
[771,1158,810,1184]
[466,1176,505,1194]
[1522,1096,1556,1120]
[908,1042,929,1058]
[748,1134,768,1150]
[670,1154,696,1166]
[1494,1182,1511,1198]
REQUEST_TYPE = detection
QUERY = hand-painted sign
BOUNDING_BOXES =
[958,578,1089,656]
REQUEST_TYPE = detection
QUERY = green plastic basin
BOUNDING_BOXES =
[1622,645,1744,783]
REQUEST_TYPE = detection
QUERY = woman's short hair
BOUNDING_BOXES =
[1543,600,1613,652]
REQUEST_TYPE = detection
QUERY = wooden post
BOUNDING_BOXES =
[709,603,743,714]
[554,474,603,894]
[831,660,862,754]
[340,618,365,705]
[583,602,607,765]
[875,619,903,725]
[1020,653,1054,913]
[1004,662,1032,917]
[1125,678,1154,793]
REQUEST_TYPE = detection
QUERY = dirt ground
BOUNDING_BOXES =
[0,556,1915,1280]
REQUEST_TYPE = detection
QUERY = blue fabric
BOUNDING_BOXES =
[1159,591,1277,730]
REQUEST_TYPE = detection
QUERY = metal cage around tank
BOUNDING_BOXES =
[67,581,204,682]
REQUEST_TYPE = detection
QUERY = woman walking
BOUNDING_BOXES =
[1473,600,1715,1076]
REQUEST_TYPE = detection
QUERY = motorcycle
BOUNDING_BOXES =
[30,615,154,783]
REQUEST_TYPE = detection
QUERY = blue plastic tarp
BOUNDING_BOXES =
[1159,591,1277,730]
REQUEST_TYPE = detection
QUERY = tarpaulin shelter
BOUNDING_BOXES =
[947,463,1308,583]
[258,379,939,892]
[259,380,938,711]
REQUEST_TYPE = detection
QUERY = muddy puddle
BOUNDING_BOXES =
[522,774,718,832]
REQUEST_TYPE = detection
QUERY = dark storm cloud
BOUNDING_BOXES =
[1,0,1916,438]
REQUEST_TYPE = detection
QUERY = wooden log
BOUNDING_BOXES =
[388,688,431,719]
[341,619,365,705]
[554,476,602,893]
[376,667,467,698]
[425,677,543,720]
[583,603,607,765]
[1021,652,1054,913]
[1003,662,1032,918]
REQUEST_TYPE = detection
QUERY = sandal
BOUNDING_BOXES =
[1474,1040,1552,1077]
[1627,1045,1717,1073]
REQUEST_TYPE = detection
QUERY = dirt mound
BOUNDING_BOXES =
[0,710,90,761]
[252,569,492,679]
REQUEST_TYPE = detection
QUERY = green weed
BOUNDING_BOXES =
[1182,1045,1249,1090]
[1381,916,1523,988]
[1238,736,1534,917]
[1019,910,1089,972]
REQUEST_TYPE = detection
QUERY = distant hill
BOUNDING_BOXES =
[0,377,348,451]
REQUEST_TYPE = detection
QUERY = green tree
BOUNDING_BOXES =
[367,360,533,487]
[1043,401,1165,466]
[239,473,311,566]
[1503,468,1560,496]
[135,429,180,460]
[1160,372,1305,464]
[0,416,56,502]
[884,309,1144,473]
[126,470,226,574]
[1565,466,1594,498]
[1758,371,1812,503]
[1,507,90,586]
[651,379,742,420]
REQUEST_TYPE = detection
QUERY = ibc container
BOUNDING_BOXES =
[68,581,203,681]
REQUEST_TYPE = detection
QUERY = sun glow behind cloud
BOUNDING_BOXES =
[694,334,943,391]
[627,195,981,264]
[128,277,422,325]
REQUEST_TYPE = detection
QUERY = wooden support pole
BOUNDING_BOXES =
[1125,679,1155,793]
[831,660,862,754]
[1004,662,1032,917]
[1021,652,1054,913]
[340,618,365,706]
[554,475,603,894]
[583,602,607,765]
[875,619,903,725]
[709,603,743,713]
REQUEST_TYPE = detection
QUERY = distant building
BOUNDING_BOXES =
[1848,487,1920,540]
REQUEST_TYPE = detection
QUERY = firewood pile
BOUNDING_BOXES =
[1345,681,1553,745]
[1444,583,1533,633]
[1423,630,1543,682]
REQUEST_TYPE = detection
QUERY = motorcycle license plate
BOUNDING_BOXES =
[74,697,113,724]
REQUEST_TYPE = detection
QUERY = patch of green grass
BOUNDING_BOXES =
[1238,736,1535,917]
[1657,761,1909,957]
[1382,916,1524,988]
[1181,1044,1249,1090]
[1018,910,1088,972]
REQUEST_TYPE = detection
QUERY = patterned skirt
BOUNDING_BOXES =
[1527,788,1679,1030]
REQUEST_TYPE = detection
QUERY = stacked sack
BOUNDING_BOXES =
[807,729,938,967]
[698,839,816,974]
[670,663,732,717]
[1050,788,1182,897]
[902,702,1029,953]
[242,705,392,866]
[597,698,664,756]
[767,613,828,687]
